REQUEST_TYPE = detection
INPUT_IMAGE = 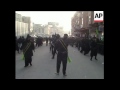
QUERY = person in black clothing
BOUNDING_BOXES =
[39,37,43,46]
[46,37,48,46]
[18,36,22,50]
[50,35,55,55]
[51,34,59,59]
[50,39,52,51]
[80,37,85,53]
[48,37,51,45]
[22,36,35,67]
[84,38,90,55]
[75,38,79,48]
[77,38,81,50]
[69,37,73,47]
[16,36,19,53]
[78,38,82,51]
[54,34,69,76]
[38,37,40,47]
[20,36,25,50]
[90,38,98,61]
[36,36,39,47]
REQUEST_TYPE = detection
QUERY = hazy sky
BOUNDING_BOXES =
[16,11,76,32]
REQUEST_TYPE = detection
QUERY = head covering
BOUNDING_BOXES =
[56,34,60,39]
[26,35,31,40]
[64,34,68,36]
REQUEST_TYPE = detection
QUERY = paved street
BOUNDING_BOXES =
[16,43,104,79]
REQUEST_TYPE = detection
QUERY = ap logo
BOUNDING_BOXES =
[94,11,104,22]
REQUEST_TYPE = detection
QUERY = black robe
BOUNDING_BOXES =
[90,41,98,57]
[84,39,90,54]
[16,39,19,51]
[22,40,35,58]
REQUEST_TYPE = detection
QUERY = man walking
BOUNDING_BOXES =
[54,34,69,76]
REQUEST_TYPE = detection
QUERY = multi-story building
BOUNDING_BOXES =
[71,14,76,36]
[76,11,92,28]
[22,16,31,34]
[71,11,96,37]
[71,11,104,38]
[71,11,82,37]
[48,22,59,36]
[56,26,64,37]
[33,24,42,35]
[15,13,29,38]
[88,11,104,38]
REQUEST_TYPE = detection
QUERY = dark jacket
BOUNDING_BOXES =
[16,38,19,51]
[55,38,68,53]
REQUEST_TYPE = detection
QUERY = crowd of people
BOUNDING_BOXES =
[48,34,104,76]
[68,36,104,60]
[16,34,104,76]
[16,35,35,67]
[15,36,25,53]
[35,36,43,47]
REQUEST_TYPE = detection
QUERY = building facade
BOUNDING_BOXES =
[56,26,64,37]
[71,11,103,38]
[15,13,29,38]
[22,16,31,34]
[44,25,49,35]
[47,22,60,36]
[33,24,42,35]
[71,11,82,37]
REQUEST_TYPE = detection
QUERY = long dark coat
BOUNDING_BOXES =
[22,40,35,58]
[90,41,98,57]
